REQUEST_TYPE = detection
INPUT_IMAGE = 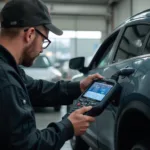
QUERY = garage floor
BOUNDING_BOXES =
[35,106,72,150]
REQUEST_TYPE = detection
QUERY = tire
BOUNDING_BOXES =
[70,136,89,150]
[115,93,150,150]
[54,105,61,112]
[131,140,150,150]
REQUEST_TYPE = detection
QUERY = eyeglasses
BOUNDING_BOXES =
[24,28,51,49]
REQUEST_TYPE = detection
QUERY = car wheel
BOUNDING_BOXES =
[70,136,90,150]
[54,106,61,112]
[131,140,150,150]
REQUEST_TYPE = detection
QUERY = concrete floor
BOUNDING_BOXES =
[35,106,72,150]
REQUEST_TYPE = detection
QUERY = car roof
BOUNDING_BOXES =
[130,9,150,20]
[113,9,150,32]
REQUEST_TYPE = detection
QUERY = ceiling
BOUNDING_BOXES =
[41,0,120,16]
[0,0,118,5]
[42,0,110,5]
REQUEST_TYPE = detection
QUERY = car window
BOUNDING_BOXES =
[143,35,150,54]
[31,56,52,68]
[114,25,150,62]
[97,30,119,68]
[98,43,114,68]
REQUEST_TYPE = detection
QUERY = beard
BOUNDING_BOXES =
[22,51,40,67]
[21,42,40,67]
[21,56,35,67]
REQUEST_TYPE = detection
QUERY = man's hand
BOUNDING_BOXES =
[80,73,103,92]
[68,106,95,136]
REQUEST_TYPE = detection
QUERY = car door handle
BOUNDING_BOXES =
[119,67,135,76]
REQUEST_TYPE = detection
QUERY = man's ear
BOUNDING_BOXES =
[24,28,36,43]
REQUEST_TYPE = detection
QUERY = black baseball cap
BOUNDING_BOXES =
[0,0,63,35]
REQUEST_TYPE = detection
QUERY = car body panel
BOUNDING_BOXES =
[70,9,150,150]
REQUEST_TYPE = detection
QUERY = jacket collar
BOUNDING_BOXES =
[0,45,20,73]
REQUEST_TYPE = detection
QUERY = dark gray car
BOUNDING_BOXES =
[68,9,150,150]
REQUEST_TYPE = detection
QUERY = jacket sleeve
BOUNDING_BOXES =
[21,69,81,107]
[0,85,74,150]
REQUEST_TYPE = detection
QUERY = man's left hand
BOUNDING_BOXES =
[80,73,103,92]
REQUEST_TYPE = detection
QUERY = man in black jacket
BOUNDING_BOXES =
[0,0,102,150]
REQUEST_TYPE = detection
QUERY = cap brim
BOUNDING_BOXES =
[44,24,63,35]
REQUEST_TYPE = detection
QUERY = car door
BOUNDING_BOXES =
[133,31,150,99]
[72,28,122,150]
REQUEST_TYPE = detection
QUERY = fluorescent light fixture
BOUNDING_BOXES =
[76,31,102,39]
[49,30,102,39]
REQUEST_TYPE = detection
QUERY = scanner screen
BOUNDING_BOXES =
[83,82,113,101]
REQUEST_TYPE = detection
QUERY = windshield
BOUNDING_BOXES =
[31,56,52,68]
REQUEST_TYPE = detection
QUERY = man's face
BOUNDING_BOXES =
[22,27,49,67]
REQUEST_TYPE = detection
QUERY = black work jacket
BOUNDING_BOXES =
[0,45,81,150]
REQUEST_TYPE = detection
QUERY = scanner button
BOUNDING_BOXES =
[77,103,81,106]
[84,102,88,105]
[90,102,95,105]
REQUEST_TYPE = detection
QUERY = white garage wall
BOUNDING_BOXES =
[76,16,106,32]
[51,15,106,32]
[132,0,150,15]
[49,15,105,57]
[113,0,150,29]
[51,16,76,31]
[113,0,131,29]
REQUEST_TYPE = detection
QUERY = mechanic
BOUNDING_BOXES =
[0,0,103,150]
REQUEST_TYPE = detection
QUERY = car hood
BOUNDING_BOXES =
[23,67,62,80]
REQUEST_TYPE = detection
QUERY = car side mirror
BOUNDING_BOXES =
[69,57,88,73]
